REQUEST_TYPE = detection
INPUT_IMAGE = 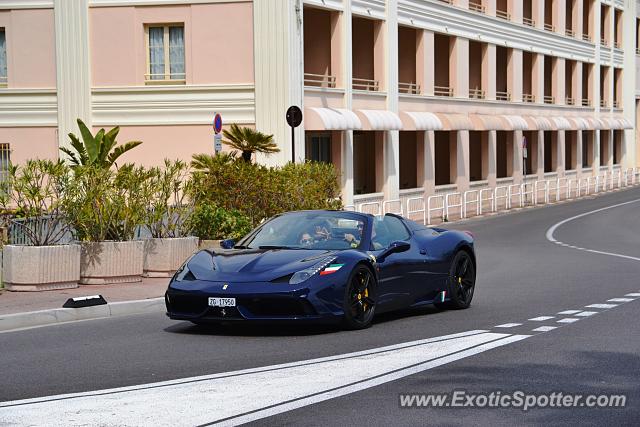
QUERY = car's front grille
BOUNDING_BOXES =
[167,292,208,316]
[241,297,316,317]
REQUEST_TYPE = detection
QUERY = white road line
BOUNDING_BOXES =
[557,318,580,324]
[532,326,558,332]
[575,311,598,317]
[529,316,555,321]
[0,331,529,427]
[586,303,618,309]
[607,298,635,303]
[625,293,640,297]
[545,198,640,262]
[494,323,522,328]
[557,310,581,315]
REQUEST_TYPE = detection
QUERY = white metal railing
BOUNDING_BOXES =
[494,185,509,210]
[351,168,640,227]
[399,82,420,94]
[463,190,480,218]
[479,188,494,214]
[383,199,403,215]
[427,195,445,225]
[434,85,453,97]
[407,197,426,225]
[445,192,462,221]
[523,17,535,27]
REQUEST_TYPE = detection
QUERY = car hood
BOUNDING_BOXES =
[186,248,337,282]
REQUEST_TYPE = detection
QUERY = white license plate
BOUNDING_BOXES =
[208,297,236,307]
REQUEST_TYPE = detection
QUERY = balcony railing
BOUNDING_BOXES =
[613,41,621,49]
[582,33,591,42]
[438,0,453,4]
[613,100,621,109]
[468,1,485,13]
[523,93,536,103]
[600,38,608,47]
[600,99,608,108]
[496,9,510,21]
[543,95,555,104]
[0,76,6,87]
[352,77,379,92]
[565,96,575,105]
[581,98,591,107]
[636,48,640,55]
[496,91,511,101]
[399,82,420,95]
[523,17,535,27]
[144,73,186,84]
[304,73,336,88]
[469,88,485,99]
[544,23,555,32]
[434,85,453,97]
[565,28,575,37]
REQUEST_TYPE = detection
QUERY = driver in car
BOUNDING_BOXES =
[299,222,331,246]
[345,221,384,250]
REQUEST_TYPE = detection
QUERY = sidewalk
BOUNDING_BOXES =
[0,278,169,332]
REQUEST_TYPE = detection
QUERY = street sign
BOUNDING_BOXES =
[286,106,303,162]
[214,134,222,154]
[213,113,223,134]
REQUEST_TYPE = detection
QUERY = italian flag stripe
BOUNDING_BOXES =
[320,264,344,275]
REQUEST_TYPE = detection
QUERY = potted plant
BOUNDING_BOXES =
[63,165,151,285]
[142,160,198,277]
[0,160,80,291]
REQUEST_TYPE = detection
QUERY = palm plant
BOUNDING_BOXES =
[60,119,142,168]
[222,123,279,163]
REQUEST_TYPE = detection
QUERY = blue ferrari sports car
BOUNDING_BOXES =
[165,210,476,329]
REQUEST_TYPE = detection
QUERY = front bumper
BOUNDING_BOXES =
[165,279,344,323]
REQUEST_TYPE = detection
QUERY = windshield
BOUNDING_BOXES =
[240,212,366,250]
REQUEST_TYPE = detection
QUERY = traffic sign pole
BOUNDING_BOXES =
[286,106,303,163]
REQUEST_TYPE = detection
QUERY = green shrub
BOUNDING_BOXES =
[63,164,153,242]
[189,155,342,227]
[186,203,252,241]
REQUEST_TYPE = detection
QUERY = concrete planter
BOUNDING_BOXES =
[80,241,144,285]
[3,244,81,291]
[143,236,198,277]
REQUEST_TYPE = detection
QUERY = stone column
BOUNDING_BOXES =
[422,131,435,195]
[487,130,497,187]
[557,131,566,176]
[532,0,544,30]
[513,131,524,183]
[341,1,354,205]
[385,0,400,200]
[483,44,496,101]
[509,48,523,102]
[456,131,470,192]
[553,57,566,105]
[417,30,435,96]
[451,37,469,98]
[537,131,545,179]
[576,130,583,179]
[532,53,545,104]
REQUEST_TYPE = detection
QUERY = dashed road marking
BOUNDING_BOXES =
[494,323,522,328]
[625,293,640,297]
[557,310,581,315]
[575,311,598,317]
[532,326,558,332]
[557,318,580,324]
[607,298,635,303]
[586,303,618,309]
[529,316,555,321]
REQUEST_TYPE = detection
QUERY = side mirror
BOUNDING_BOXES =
[377,240,410,263]
[220,239,236,249]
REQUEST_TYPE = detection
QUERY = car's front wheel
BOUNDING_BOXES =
[436,250,475,310]
[342,265,376,330]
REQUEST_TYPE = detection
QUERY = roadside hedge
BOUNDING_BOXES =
[189,155,342,227]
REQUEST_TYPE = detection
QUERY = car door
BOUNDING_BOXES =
[370,216,421,311]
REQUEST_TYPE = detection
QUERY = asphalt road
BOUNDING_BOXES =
[1,187,640,426]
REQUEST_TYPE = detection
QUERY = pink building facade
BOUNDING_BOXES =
[0,0,639,208]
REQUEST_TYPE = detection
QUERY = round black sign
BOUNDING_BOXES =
[286,105,303,128]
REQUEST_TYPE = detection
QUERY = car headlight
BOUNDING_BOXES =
[289,256,337,285]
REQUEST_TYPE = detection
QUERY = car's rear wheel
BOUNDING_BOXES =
[435,250,475,310]
[342,265,376,330]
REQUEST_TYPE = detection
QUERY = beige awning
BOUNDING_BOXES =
[566,117,590,130]
[355,110,403,130]
[433,113,474,130]
[304,107,362,131]
[523,116,554,130]
[550,117,572,130]
[606,117,633,129]
[469,114,510,131]
[502,115,529,130]
[399,111,444,130]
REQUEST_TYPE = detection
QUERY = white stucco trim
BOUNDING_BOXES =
[0,89,58,127]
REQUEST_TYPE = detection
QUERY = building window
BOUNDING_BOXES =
[0,144,10,183]
[145,25,185,83]
[0,29,7,86]
[305,133,332,163]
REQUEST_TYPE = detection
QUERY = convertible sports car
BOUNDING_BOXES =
[165,210,476,329]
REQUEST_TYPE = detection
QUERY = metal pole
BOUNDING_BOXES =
[291,126,295,163]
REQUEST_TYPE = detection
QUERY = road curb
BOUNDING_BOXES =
[0,297,165,333]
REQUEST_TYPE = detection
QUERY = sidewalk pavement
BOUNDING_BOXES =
[0,278,169,332]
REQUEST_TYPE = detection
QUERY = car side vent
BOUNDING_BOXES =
[270,273,294,283]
